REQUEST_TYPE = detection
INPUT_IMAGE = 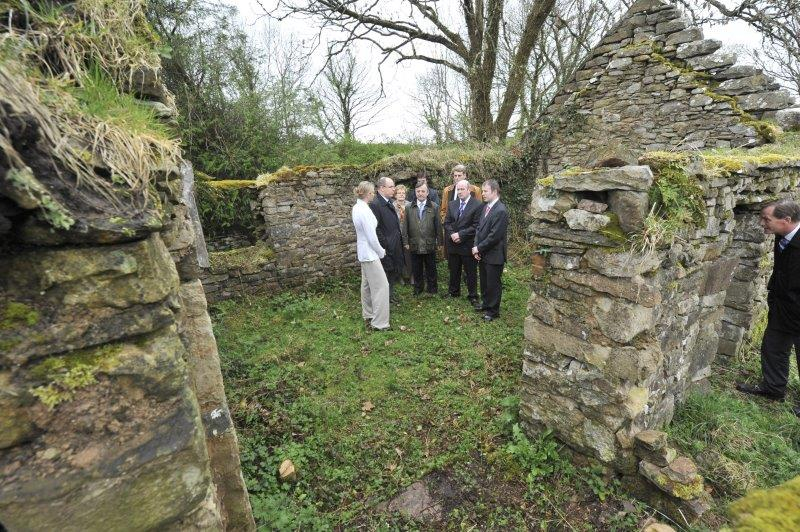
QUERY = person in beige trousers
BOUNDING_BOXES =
[352,181,391,331]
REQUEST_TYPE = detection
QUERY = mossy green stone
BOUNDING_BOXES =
[728,475,800,531]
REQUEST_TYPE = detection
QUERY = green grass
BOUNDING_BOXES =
[669,313,800,505]
[212,263,651,529]
[68,66,171,140]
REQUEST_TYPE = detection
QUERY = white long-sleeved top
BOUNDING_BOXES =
[352,199,386,262]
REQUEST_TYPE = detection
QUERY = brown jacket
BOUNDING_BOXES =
[439,183,482,221]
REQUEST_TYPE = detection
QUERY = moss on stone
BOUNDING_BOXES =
[599,212,629,244]
[209,243,275,273]
[207,179,257,189]
[1,302,40,330]
[536,175,555,187]
[29,343,124,409]
[727,475,800,531]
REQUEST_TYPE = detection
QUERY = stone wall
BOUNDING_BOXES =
[537,0,794,174]
[523,156,800,519]
[521,0,800,521]
[199,170,364,302]
[0,3,253,529]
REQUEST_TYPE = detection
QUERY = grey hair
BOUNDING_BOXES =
[377,176,393,188]
[768,199,800,222]
[452,164,467,175]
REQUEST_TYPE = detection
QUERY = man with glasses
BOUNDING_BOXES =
[369,177,404,304]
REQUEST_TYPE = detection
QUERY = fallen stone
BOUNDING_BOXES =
[636,445,677,467]
[736,91,794,112]
[664,456,699,484]
[381,481,443,521]
[776,108,800,131]
[676,39,722,59]
[634,430,667,451]
[577,199,608,214]
[279,459,297,482]
[609,190,649,233]
[564,209,611,232]
[639,460,705,500]
[554,166,654,192]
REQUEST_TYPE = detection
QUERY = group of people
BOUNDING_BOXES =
[351,165,508,331]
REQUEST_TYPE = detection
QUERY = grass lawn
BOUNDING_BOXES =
[212,263,650,530]
[211,261,800,530]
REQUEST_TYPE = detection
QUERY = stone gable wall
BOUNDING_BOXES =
[539,0,794,173]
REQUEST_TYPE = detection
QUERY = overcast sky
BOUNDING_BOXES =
[230,1,763,142]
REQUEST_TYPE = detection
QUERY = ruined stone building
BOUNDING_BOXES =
[2,0,800,528]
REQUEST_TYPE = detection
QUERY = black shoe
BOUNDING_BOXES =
[442,293,458,299]
[483,314,496,322]
[735,382,785,401]
[468,297,479,306]
[368,324,391,332]
[793,404,800,418]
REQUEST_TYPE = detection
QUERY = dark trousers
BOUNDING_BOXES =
[386,269,400,301]
[411,253,437,294]
[760,326,800,396]
[447,252,478,300]
[479,262,503,317]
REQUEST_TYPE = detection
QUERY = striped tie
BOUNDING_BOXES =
[779,236,790,252]
[458,200,466,218]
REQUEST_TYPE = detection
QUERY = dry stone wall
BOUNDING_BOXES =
[522,0,799,521]
[0,4,254,528]
[200,170,364,302]
[538,0,794,174]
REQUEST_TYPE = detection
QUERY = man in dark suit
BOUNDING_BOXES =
[472,179,508,322]
[737,199,800,417]
[369,177,404,303]
[443,179,483,305]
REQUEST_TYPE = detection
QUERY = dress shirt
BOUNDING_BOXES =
[352,199,385,262]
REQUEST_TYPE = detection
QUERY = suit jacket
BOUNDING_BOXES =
[439,183,482,221]
[474,200,508,265]
[406,200,441,254]
[767,233,800,334]
[443,196,483,255]
[369,194,404,274]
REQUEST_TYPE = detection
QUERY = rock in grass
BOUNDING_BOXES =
[279,459,297,482]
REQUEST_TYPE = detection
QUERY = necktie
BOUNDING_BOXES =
[458,200,466,218]
[779,236,789,252]
[418,203,424,220]
[484,204,492,218]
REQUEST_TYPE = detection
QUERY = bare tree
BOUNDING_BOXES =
[263,0,557,141]
[314,51,385,141]
[683,0,800,95]
[413,63,471,142]
[510,0,624,133]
